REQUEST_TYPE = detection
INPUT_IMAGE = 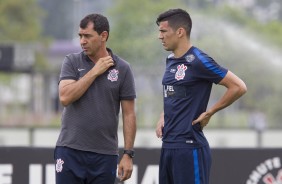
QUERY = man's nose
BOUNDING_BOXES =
[158,33,163,39]
[80,37,87,44]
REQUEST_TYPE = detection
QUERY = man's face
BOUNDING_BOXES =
[78,22,103,56]
[158,21,178,51]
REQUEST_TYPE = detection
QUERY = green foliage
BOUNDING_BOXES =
[217,5,251,25]
[0,0,53,72]
[0,0,44,42]
[107,0,184,65]
[213,5,282,48]
[0,72,13,85]
[251,20,282,47]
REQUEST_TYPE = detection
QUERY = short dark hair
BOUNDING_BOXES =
[80,14,110,40]
[156,8,192,37]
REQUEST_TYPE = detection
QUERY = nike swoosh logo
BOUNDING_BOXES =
[78,69,85,71]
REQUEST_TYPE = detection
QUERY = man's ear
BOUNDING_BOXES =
[177,28,185,38]
[101,31,109,41]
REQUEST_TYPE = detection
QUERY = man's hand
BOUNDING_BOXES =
[156,113,164,138]
[91,56,114,76]
[192,111,212,130]
[118,154,133,181]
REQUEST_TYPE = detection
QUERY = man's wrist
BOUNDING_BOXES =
[123,149,135,158]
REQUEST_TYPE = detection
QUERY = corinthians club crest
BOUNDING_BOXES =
[175,64,187,81]
[56,159,64,173]
[108,69,119,82]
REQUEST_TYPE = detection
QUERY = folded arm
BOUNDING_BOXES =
[59,56,114,106]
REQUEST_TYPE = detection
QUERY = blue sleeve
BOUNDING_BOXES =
[193,49,228,84]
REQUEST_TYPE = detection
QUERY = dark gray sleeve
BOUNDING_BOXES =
[120,65,136,100]
[59,55,79,82]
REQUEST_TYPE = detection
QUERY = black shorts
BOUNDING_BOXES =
[54,146,118,184]
[159,145,212,184]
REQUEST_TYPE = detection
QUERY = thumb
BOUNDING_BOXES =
[118,165,122,178]
[192,119,198,125]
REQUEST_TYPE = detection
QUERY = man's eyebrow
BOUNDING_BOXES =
[159,29,167,32]
[78,33,92,36]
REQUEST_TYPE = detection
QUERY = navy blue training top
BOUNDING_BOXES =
[162,46,228,148]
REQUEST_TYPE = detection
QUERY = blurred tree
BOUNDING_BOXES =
[0,0,54,126]
[108,0,183,66]
[38,0,114,40]
[252,20,282,47]
[181,0,213,9]
[38,0,73,40]
[0,0,43,42]
[220,5,282,47]
[256,0,282,21]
